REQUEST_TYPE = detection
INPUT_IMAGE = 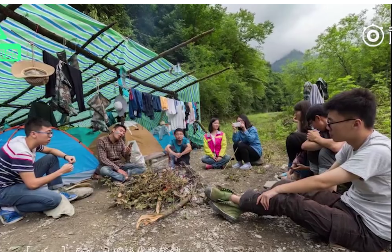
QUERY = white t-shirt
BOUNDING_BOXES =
[336,130,391,241]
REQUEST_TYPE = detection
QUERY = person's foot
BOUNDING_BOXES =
[204,186,234,203]
[0,210,23,225]
[240,162,252,170]
[232,161,243,169]
[60,192,78,202]
[209,201,243,223]
[205,164,213,170]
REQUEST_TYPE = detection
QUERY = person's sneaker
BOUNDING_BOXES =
[60,192,78,202]
[232,162,243,169]
[209,201,243,223]
[205,164,213,170]
[0,210,23,225]
[204,186,234,203]
[240,162,252,170]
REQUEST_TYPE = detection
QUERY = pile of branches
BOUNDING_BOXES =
[103,167,199,211]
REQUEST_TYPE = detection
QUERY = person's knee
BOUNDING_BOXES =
[40,190,62,209]
[99,166,112,176]
[239,189,260,211]
[237,142,248,149]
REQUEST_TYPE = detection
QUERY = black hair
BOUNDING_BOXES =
[174,128,184,135]
[208,118,220,133]
[294,100,311,132]
[324,88,376,129]
[113,124,126,131]
[24,118,52,136]
[237,114,252,129]
[305,104,328,123]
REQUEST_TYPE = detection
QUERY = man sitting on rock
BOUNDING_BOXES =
[205,89,391,252]
[96,124,146,183]
[165,128,192,168]
[0,118,77,225]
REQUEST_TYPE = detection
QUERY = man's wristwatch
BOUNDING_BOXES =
[63,155,67,160]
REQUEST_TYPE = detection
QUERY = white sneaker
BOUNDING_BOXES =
[240,163,252,170]
[232,162,243,169]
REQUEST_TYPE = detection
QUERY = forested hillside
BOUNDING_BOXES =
[71,4,391,136]
[271,49,304,72]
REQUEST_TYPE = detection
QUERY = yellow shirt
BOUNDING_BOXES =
[160,96,169,110]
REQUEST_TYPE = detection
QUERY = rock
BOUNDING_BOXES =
[254,234,262,239]
[8,246,20,251]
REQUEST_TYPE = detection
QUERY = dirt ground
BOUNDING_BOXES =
[0,149,390,252]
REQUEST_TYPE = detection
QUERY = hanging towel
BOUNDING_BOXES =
[160,96,169,111]
[142,93,154,119]
[310,84,324,105]
[152,95,162,112]
[167,98,176,115]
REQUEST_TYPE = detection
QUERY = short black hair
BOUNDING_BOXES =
[24,118,52,136]
[174,128,184,135]
[113,124,126,131]
[238,114,252,129]
[306,104,328,122]
[208,118,220,133]
[324,88,376,128]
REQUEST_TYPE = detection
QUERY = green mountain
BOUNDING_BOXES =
[271,49,304,72]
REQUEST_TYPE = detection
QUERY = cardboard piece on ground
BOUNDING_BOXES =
[263,181,278,189]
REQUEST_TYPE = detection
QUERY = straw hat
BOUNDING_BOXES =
[11,60,55,86]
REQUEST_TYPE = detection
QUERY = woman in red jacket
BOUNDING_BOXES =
[202,118,231,169]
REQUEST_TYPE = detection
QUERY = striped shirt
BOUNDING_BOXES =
[0,136,44,188]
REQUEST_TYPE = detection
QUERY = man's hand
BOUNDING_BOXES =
[117,169,128,180]
[175,153,182,159]
[257,189,279,210]
[65,155,76,164]
[59,163,74,174]
[307,130,321,142]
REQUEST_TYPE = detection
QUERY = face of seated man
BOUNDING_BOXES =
[174,130,184,142]
[111,126,126,141]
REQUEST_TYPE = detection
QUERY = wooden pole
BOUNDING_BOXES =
[82,62,124,83]
[0,4,20,22]
[150,70,195,94]
[1,96,44,126]
[82,40,125,73]
[0,5,176,96]
[143,69,169,82]
[126,29,214,75]
[171,67,231,94]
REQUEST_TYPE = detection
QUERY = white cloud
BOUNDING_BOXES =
[223,4,377,62]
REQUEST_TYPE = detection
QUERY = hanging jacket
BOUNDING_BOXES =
[142,93,154,119]
[133,89,143,118]
[310,84,324,105]
[28,101,58,127]
[232,126,262,157]
[152,95,162,112]
[43,51,85,112]
[316,78,329,100]
[88,92,110,132]
[151,125,170,140]
[204,131,227,158]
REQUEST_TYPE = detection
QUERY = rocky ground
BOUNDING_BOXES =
[0,148,390,252]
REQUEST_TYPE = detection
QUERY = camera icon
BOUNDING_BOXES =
[362,24,385,47]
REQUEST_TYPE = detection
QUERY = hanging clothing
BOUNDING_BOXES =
[88,93,110,132]
[43,51,85,112]
[193,102,199,121]
[310,84,324,105]
[49,61,78,116]
[167,98,176,115]
[303,81,313,101]
[118,67,129,99]
[128,88,137,119]
[28,101,57,127]
[185,102,191,121]
[167,103,186,130]
[142,93,154,119]
[130,89,143,118]
[316,78,329,100]
[160,96,169,111]
[152,95,162,112]
[151,125,170,140]
[188,102,195,123]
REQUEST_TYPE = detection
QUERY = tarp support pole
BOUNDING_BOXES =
[150,70,196,94]
[0,4,20,22]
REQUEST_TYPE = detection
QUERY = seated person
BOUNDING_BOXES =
[284,100,312,180]
[232,115,262,170]
[201,118,231,169]
[165,128,192,168]
[96,124,146,182]
[301,104,345,175]
[205,89,391,252]
[0,118,77,225]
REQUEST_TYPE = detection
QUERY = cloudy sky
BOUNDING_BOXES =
[222,4,377,63]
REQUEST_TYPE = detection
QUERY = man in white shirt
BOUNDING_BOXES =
[205,88,391,252]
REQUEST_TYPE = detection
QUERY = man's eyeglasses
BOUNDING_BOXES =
[34,131,53,136]
[327,119,356,127]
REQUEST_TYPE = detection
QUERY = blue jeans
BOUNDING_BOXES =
[0,154,63,213]
[99,163,146,182]
[201,155,231,168]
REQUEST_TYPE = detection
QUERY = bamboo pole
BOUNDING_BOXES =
[0,4,20,22]
[150,70,195,94]
[127,29,214,75]
[143,69,169,81]
[172,67,231,94]
[0,5,176,96]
